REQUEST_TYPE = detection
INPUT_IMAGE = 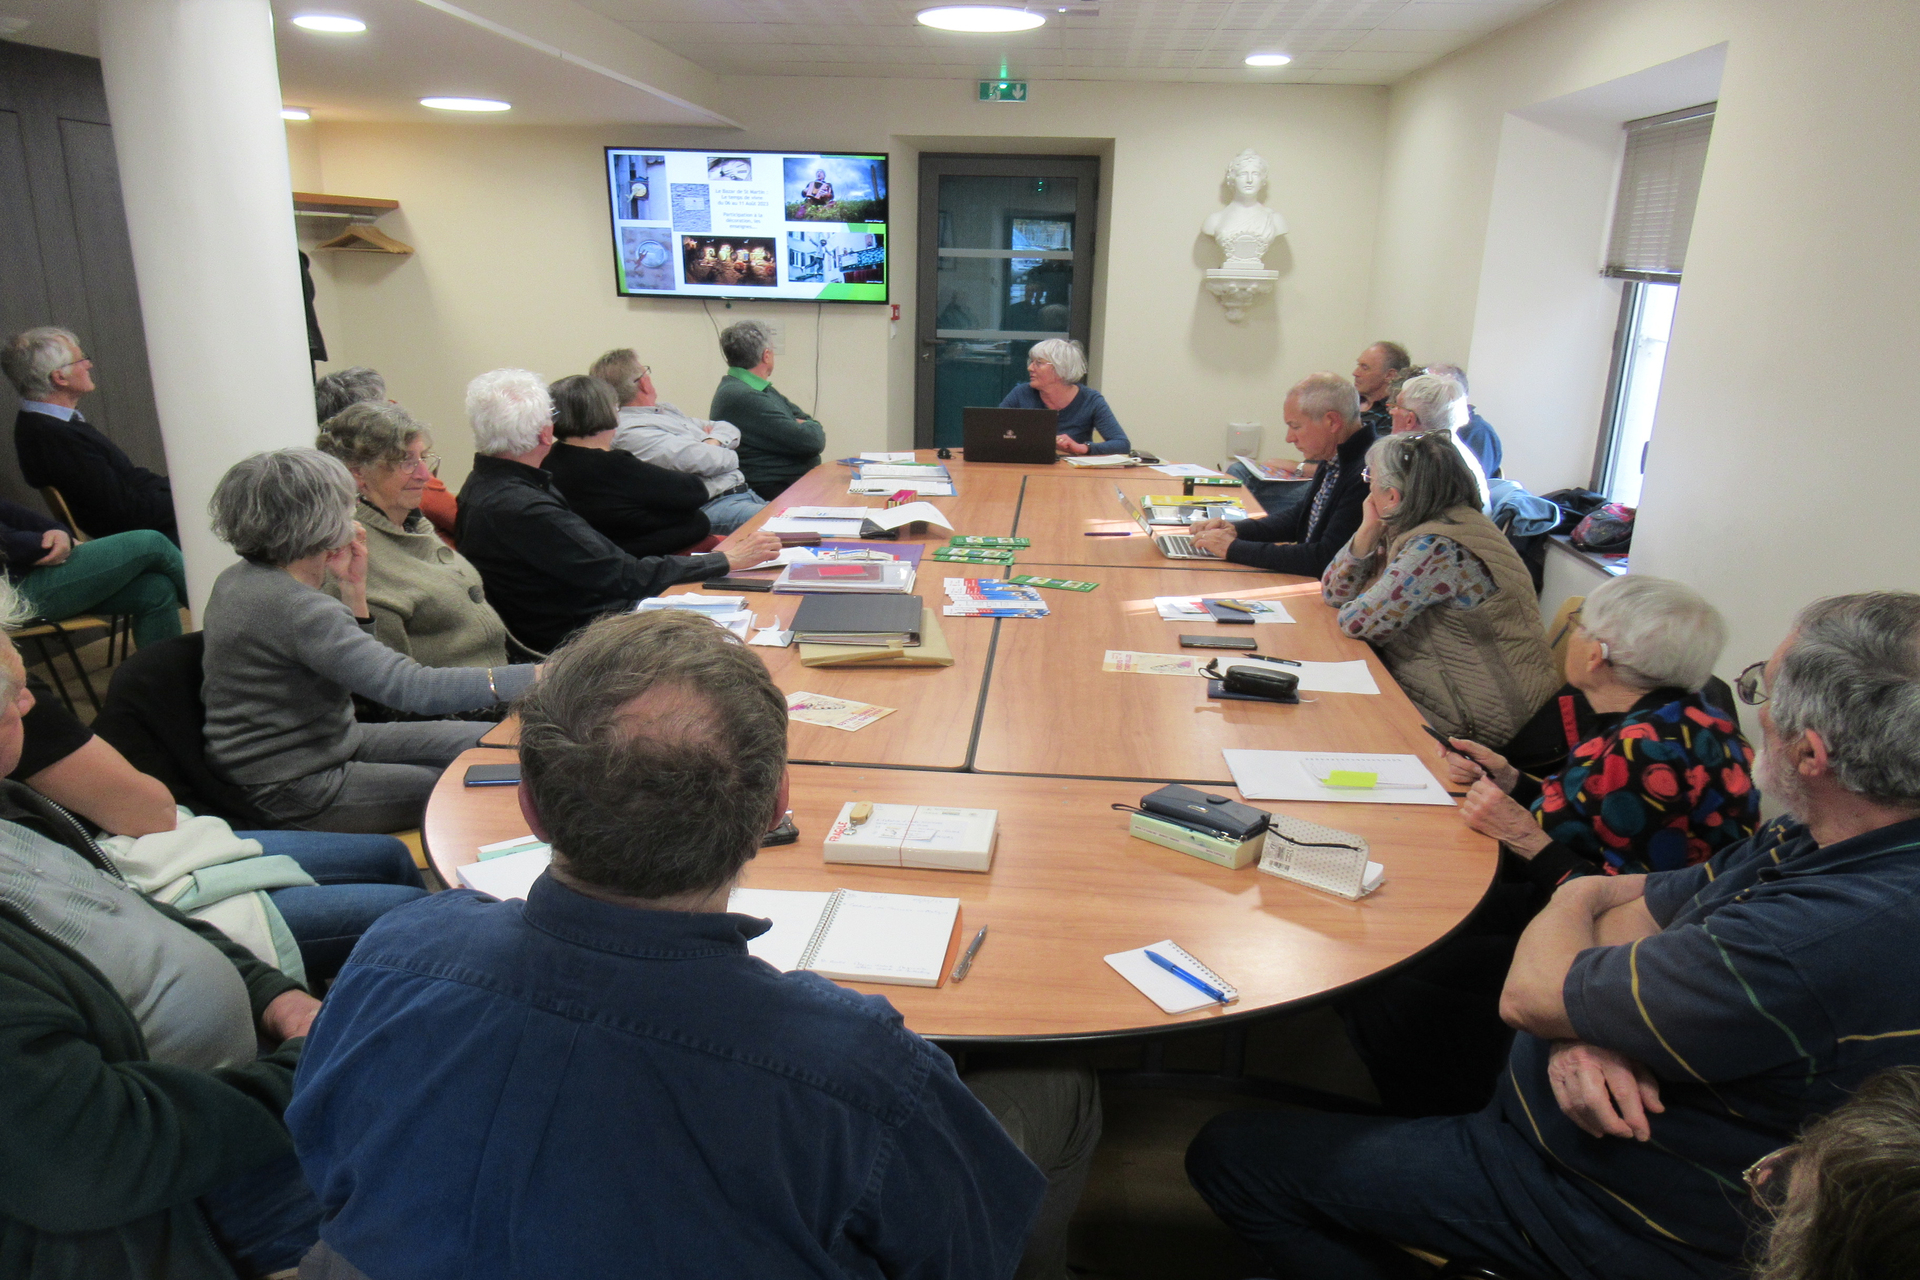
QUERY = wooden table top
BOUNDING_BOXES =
[424,756,1496,1043]
[970,566,1453,783]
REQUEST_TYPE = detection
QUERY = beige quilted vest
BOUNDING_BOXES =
[1374,506,1559,746]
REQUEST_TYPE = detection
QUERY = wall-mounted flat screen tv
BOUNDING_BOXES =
[605,148,890,303]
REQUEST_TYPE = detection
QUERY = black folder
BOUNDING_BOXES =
[791,594,925,646]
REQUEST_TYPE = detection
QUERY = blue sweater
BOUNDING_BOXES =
[998,383,1131,455]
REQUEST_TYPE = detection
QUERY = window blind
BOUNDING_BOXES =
[1603,103,1715,282]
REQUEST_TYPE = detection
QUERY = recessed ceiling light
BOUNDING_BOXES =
[917,6,1046,33]
[1245,52,1291,66]
[291,14,366,33]
[420,97,512,112]
[281,107,312,121]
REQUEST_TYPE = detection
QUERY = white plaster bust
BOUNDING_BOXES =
[1203,149,1288,271]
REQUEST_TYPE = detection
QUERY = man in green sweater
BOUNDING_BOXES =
[709,319,826,499]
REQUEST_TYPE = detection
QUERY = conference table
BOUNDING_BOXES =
[433,451,1497,1044]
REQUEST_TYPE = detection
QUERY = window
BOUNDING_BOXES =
[1592,103,1714,505]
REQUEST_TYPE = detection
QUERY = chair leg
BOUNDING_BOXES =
[49,625,102,712]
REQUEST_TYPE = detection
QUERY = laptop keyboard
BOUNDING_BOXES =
[1157,533,1213,558]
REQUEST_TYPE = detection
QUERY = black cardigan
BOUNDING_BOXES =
[541,442,712,558]
[1224,425,1373,577]
[13,409,177,543]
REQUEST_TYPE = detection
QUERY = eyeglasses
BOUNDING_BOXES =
[392,452,440,476]
[56,353,89,370]
[1736,660,1770,707]
[1743,1145,1798,1214]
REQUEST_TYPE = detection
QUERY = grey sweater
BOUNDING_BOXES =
[203,560,536,786]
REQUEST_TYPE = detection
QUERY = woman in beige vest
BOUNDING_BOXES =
[316,402,515,668]
[1322,430,1558,747]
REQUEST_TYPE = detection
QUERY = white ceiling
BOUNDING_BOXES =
[576,0,1565,85]
[0,0,1565,124]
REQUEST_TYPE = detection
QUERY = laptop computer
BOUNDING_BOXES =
[963,407,1058,464]
[1113,485,1220,560]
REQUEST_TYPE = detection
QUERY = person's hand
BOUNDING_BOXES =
[1460,777,1551,856]
[1547,1040,1663,1141]
[34,528,72,566]
[1443,738,1517,791]
[1054,434,1089,456]
[325,523,370,591]
[1190,525,1237,558]
[1190,517,1233,536]
[260,989,323,1043]
[718,528,783,571]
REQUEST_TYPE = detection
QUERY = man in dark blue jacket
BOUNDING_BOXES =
[290,610,1100,1280]
[2,327,177,544]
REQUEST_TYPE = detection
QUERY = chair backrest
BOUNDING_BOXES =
[1545,594,1584,674]
[90,633,276,828]
[38,485,87,541]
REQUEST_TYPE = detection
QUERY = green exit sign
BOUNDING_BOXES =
[978,80,1028,102]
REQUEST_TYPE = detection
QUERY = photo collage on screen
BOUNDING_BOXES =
[607,149,889,302]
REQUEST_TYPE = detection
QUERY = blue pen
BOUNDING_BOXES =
[1144,949,1231,1004]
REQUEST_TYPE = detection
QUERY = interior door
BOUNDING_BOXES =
[915,155,1100,448]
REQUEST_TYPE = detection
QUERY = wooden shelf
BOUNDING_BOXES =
[293,191,400,219]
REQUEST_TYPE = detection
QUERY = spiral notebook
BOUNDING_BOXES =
[1105,940,1241,1014]
[727,887,961,988]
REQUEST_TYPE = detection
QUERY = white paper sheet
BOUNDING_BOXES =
[727,887,836,973]
[1149,463,1225,478]
[764,516,867,537]
[850,479,956,496]
[1221,750,1455,806]
[1286,659,1380,694]
[784,506,875,520]
[743,546,819,570]
[866,501,953,531]
[456,846,551,900]
[638,594,744,613]
[859,451,918,462]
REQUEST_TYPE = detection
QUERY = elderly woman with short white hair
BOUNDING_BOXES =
[1443,572,1759,886]
[202,448,538,833]
[997,338,1131,457]
[1390,372,1488,508]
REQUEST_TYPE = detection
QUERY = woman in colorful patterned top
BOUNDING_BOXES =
[1441,573,1759,888]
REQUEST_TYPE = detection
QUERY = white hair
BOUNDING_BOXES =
[467,368,552,457]
[1580,574,1727,692]
[1288,372,1361,426]
[1027,338,1086,384]
[1,326,81,399]
[1395,374,1467,432]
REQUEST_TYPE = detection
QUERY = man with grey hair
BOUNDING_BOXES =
[313,366,387,423]
[589,347,768,534]
[708,320,827,499]
[1354,339,1411,439]
[455,368,779,652]
[2,325,178,544]
[1191,591,1920,1280]
[290,610,1101,1280]
[1423,362,1503,478]
[1190,372,1371,576]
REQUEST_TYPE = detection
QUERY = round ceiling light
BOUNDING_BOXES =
[1244,52,1292,66]
[291,14,366,32]
[916,6,1046,33]
[420,97,512,112]
[281,107,312,120]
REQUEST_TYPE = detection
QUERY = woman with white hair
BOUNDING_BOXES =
[1323,429,1557,747]
[1390,372,1488,508]
[202,448,539,833]
[1443,572,1758,882]
[996,338,1131,457]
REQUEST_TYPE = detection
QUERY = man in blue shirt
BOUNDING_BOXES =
[289,609,1096,1280]
[1188,590,1920,1280]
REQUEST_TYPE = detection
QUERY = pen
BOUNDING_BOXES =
[951,926,988,982]
[1083,531,1132,537]
[1144,949,1231,1004]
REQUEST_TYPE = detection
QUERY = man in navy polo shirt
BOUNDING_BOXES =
[1188,590,1920,1280]
[288,610,1098,1280]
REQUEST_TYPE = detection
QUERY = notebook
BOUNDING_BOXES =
[775,561,918,595]
[791,594,924,645]
[799,608,953,666]
[728,886,961,987]
[1104,940,1241,1014]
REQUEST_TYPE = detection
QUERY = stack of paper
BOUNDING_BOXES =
[1149,463,1225,478]
[1152,595,1294,625]
[1220,750,1453,806]
[943,578,1049,618]
[799,608,953,667]
[774,560,917,594]
[765,514,867,538]
[1061,454,1135,468]
[823,803,998,872]
[850,463,955,497]
[859,451,918,463]
[636,594,755,639]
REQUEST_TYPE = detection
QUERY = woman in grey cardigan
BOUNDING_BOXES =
[203,449,537,833]
[316,401,514,667]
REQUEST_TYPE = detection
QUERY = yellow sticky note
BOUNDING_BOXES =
[1324,770,1379,789]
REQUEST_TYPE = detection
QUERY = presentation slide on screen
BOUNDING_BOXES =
[607,149,889,303]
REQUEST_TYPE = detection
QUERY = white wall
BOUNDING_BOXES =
[1368,0,1920,677]
[295,76,1389,486]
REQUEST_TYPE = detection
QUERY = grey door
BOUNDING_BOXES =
[915,155,1099,448]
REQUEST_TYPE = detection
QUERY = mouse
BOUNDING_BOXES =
[937,447,952,459]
